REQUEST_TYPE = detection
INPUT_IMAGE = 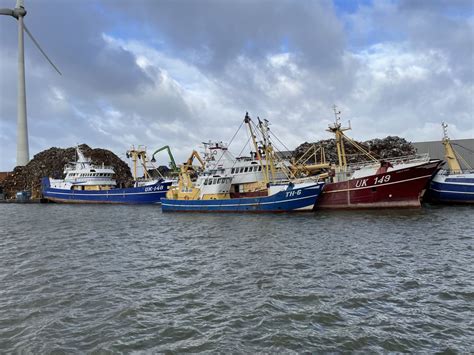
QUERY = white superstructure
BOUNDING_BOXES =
[49,147,116,190]
[202,141,289,183]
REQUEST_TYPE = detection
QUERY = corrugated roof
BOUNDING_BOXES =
[413,139,474,169]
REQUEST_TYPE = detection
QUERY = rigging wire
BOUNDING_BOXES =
[250,118,294,180]
[227,119,245,148]
[270,130,293,155]
[210,119,244,170]
[231,135,252,170]
[452,143,474,155]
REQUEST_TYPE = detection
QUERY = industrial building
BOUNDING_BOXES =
[413,139,474,169]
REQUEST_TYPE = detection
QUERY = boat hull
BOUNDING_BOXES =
[427,172,474,204]
[161,182,324,212]
[316,160,442,209]
[41,177,172,204]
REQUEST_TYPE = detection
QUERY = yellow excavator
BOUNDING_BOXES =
[166,150,206,200]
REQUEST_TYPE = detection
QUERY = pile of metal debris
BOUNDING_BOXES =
[293,136,417,165]
[1,144,132,199]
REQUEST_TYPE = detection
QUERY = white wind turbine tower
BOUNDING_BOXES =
[0,0,61,167]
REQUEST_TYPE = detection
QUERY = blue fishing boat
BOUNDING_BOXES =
[429,172,474,203]
[161,179,324,212]
[161,113,324,212]
[427,123,474,204]
[42,146,172,204]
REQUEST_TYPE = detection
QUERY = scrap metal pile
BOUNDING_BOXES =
[293,136,417,165]
[1,144,132,199]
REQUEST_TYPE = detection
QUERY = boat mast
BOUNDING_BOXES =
[258,117,277,182]
[244,112,268,184]
[327,105,350,169]
[441,122,462,173]
[127,146,151,180]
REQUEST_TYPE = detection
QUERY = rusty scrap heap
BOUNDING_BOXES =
[1,144,132,199]
[293,136,416,165]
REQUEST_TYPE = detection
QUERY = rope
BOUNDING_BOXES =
[229,135,252,170]
[454,149,472,169]
[227,120,244,148]
[342,133,380,162]
[270,130,292,153]
[212,119,244,169]
[452,143,474,154]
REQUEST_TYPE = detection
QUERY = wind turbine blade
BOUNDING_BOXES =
[0,8,14,16]
[23,23,62,75]
[16,0,25,8]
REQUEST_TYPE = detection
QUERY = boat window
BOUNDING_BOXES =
[204,179,208,185]
[244,167,248,172]
[259,166,262,171]
[231,168,235,174]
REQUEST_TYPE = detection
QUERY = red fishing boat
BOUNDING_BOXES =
[315,108,443,209]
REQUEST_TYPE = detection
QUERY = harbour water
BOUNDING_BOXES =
[0,204,473,352]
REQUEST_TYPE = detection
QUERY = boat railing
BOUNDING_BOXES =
[438,169,474,176]
[344,153,431,171]
[64,162,115,171]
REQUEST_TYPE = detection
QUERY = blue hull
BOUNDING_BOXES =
[41,177,172,204]
[161,183,324,212]
[428,177,474,204]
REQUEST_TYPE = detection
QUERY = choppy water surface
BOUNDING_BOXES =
[0,204,473,352]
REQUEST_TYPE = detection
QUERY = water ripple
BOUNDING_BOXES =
[0,204,473,352]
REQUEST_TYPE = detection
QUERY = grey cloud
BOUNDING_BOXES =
[1,0,472,171]
[1,0,152,96]
[107,0,346,73]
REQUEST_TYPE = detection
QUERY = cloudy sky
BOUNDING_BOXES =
[0,0,473,171]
